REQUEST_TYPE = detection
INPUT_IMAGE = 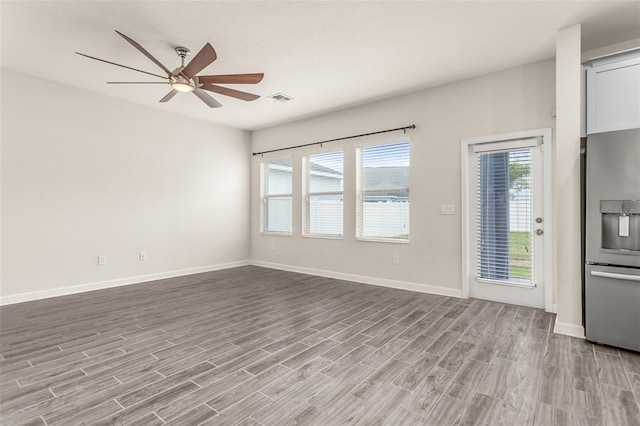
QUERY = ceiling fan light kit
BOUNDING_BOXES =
[76,31,264,108]
[170,76,195,92]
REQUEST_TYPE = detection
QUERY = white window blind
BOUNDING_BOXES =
[476,148,533,285]
[304,151,344,237]
[356,141,410,241]
[262,159,293,234]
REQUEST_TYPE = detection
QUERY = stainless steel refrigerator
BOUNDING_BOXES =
[584,128,640,352]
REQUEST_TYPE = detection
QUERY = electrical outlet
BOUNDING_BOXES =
[271,243,276,252]
[393,255,400,265]
[98,255,107,265]
[139,251,146,261]
[440,204,456,215]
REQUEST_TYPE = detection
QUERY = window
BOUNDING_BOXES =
[261,159,293,234]
[356,141,410,241]
[476,148,534,284]
[303,151,344,238]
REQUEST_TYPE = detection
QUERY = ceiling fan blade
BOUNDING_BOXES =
[159,90,179,103]
[200,84,260,101]
[193,89,222,108]
[76,52,168,80]
[181,43,217,79]
[197,73,264,84]
[107,82,169,84]
[115,30,173,76]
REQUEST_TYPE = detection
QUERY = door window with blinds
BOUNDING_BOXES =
[476,147,534,285]
[303,151,344,238]
[261,159,293,234]
[356,141,410,242]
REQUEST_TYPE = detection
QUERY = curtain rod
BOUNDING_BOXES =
[252,124,416,156]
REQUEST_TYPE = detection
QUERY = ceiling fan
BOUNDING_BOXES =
[76,30,264,108]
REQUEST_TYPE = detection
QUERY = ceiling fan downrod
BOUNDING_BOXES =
[174,47,191,67]
[171,47,195,91]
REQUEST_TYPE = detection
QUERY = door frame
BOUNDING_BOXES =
[461,128,554,312]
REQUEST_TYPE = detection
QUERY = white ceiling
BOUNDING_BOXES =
[2,1,639,130]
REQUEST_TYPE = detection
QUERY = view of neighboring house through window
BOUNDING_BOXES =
[356,141,410,241]
[303,151,344,237]
[261,159,293,234]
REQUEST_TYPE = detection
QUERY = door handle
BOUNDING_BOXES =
[590,271,640,282]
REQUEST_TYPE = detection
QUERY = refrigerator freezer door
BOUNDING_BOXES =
[585,264,640,351]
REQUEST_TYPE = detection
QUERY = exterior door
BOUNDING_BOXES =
[468,137,545,308]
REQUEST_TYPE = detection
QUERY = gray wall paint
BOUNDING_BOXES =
[251,59,556,293]
[1,69,251,298]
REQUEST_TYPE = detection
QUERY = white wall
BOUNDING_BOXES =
[554,25,583,336]
[250,60,555,295]
[1,69,251,302]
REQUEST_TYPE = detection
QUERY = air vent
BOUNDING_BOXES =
[267,93,293,102]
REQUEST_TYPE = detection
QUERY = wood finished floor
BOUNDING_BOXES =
[1,266,639,426]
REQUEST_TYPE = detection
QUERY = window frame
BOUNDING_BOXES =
[260,156,294,236]
[355,138,411,243]
[302,150,344,239]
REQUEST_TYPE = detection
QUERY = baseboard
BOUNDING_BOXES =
[553,320,586,339]
[250,260,462,298]
[2,259,463,306]
[0,260,250,306]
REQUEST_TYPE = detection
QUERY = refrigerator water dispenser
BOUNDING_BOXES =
[600,200,640,253]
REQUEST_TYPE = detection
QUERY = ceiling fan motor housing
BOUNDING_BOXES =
[171,74,195,92]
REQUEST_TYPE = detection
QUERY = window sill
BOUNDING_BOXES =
[356,237,410,244]
[302,234,343,240]
[260,232,293,237]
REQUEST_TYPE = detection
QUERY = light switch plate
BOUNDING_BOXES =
[440,204,455,215]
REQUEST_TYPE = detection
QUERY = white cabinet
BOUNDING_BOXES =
[585,51,640,134]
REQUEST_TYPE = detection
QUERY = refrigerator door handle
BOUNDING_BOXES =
[590,270,640,282]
